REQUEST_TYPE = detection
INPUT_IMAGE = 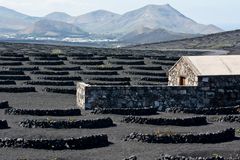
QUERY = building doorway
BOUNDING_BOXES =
[179,76,186,85]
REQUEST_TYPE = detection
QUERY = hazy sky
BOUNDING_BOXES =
[0,0,239,30]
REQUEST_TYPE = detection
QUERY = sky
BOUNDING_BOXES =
[0,0,239,30]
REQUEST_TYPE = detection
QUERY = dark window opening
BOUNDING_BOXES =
[179,76,186,85]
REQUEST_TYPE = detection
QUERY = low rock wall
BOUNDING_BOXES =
[0,120,9,129]
[5,108,81,116]
[0,134,109,150]
[92,107,158,115]
[43,87,76,94]
[167,106,240,115]
[124,128,235,144]
[0,101,9,109]
[19,118,115,129]
[0,87,35,93]
[122,116,207,126]
[218,115,240,123]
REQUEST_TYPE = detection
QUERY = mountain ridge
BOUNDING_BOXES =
[127,29,240,54]
[0,4,224,44]
[20,19,88,37]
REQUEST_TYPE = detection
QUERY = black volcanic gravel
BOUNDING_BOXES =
[0,42,238,160]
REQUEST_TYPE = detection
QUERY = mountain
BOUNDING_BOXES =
[20,19,88,37]
[0,6,38,31]
[95,4,223,35]
[74,10,120,33]
[44,12,74,23]
[127,29,240,54]
[120,27,199,44]
[0,4,224,45]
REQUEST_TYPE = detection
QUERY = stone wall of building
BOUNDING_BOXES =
[197,75,240,106]
[77,76,240,110]
[168,57,198,86]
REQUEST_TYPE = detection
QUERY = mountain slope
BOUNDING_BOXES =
[20,19,88,37]
[74,10,120,33]
[127,29,240,53]
[0,4,224,45]
[44,12,74,23]
[95,4,223,35]
[0,6,38,31]
[120,27,199,44]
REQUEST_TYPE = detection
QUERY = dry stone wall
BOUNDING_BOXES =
[77,76,240,109]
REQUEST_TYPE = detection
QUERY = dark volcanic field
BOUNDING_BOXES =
[0,42,239,160]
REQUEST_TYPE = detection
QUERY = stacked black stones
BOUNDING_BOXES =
[19,117,115,129]
[92,107,158,115]
[0,134,109,150]
[218,115,240,123]
[0,120,9,129]
[167,106,240,115]
[157,154,240,160]
[123,154,240,160]
[43,87,76,94]
[5,108,81,116]
[122,116,208,126]
[0,101,9,109]
[124,128,235,144]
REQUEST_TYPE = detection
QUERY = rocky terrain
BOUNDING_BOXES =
[0,42,238,160]
[128,29,240,54]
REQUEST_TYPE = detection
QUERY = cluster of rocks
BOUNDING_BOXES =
[157,154,239,160]
[87,81,130,86]
[123,154,240,160]
[0,57,29,61]
[19,117,115,129]
[69,60,104,65]
[167,106,240,115]
[43,87,76,94]
[218,115,240,123]
[7,66,39,71]
[0,80,16,85]
[0,120,9,129]
[30,71,69,75]
[92,107,158,115]
[124,128,235,144]
[0,87,36,93]
[5,108,81,116]
[0,62,22,66]
[39,76,82,81]
[34,57,67,61]
[0,101,9,109]
[25,81,75,86]
[122,116,208,126]
[158,154,240,160]
[0,134,109,150]
[44,66,81,71]
[0,70,25,75]
[123,155,137,160]
[28,61,64,65]
[0,75,31,80]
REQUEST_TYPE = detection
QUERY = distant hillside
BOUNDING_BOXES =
[44,12,74,23]
[120,28,199,44]
[0,4,224,45]
[74,10,120,33]
[92,4,223,35]
[127,29,240,54]
[0,6,38,31]
[20,19,88,37]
